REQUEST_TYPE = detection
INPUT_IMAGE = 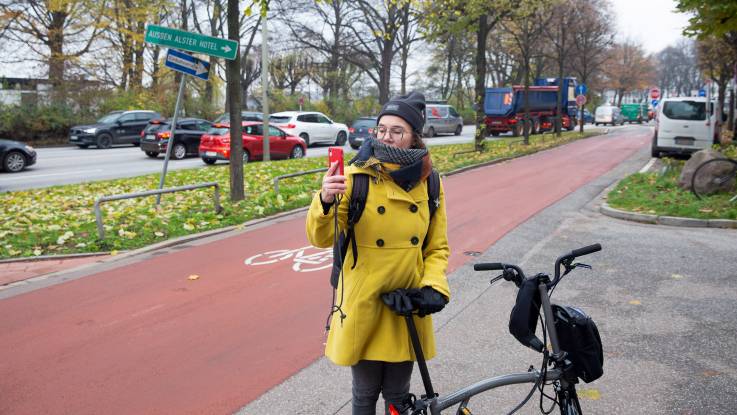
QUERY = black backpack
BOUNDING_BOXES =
[330,170,441,288]
[552,304,604,383]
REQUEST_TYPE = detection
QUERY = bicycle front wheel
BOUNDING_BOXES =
[558,387,583,415]
[691,158,737,200]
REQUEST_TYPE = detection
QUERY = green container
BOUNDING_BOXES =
[620,103,648,123]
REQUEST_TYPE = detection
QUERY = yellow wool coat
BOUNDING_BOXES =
[306,163,450,367]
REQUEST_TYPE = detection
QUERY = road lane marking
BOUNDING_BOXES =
[0,169,104,181]
[639,158,656,173]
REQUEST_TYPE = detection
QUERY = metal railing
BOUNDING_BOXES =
[273,167,327,196]
[94,182,222,240]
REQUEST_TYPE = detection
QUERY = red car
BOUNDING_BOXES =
[199,122,307,164]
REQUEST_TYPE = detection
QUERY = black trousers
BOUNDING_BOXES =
[351,360,414,415]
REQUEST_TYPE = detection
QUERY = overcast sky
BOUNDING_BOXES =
[612,0,692,54]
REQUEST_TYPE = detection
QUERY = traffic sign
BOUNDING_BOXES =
[651,99,659,107]
[575,84,587,96]
[575,94,587,106]
[650,87,661,100]
[165,49,210,81]
[145,24,238,60]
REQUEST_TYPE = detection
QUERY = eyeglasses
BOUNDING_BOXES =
[375,126,405,141]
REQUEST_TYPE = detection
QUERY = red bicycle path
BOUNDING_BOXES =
[0,129,650,414]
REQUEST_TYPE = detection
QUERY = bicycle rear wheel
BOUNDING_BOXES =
[691,158,737,200]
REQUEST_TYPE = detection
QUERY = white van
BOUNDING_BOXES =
[651,97,717,158]
[594,105,623,126]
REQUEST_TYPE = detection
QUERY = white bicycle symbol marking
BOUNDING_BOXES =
[244,245,334,272]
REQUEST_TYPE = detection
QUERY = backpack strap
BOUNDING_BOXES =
[423,169,441,250]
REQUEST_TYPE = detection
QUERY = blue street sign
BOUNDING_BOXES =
[575,84,587,96]
[651,99,659,107]
[165,49,210,81]
[698,89,706,97]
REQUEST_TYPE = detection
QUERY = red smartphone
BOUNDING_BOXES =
[328,147,344,176]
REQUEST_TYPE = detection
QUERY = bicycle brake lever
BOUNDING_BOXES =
[490,274,504,286]
[573,262,592,270]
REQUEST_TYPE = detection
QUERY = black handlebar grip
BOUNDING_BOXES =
[571,243,602,258]
[474,263,505,271]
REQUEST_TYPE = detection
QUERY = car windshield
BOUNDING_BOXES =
[353,119,377,128]
[97,113,122,123]
[144,123,168,133]
[662,101,706,121]
[596,107,613,115]
[214,113,262,123]
[270,116,292,124]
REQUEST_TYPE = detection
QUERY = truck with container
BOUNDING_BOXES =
[484,77,578,136]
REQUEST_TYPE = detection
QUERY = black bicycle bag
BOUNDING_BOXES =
[552,304,604,383]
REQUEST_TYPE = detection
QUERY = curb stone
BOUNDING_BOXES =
[600,203,737,229]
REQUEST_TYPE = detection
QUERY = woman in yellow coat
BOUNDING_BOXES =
[306,91,451,414]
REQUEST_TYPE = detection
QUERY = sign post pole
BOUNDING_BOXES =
[261,13,270,161]
[156,76,186,206]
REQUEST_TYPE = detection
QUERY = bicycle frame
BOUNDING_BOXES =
[404,280,568,414]
[399,243,602,414]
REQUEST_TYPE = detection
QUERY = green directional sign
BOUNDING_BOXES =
[144,24,238,60]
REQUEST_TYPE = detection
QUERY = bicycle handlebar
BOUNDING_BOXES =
[570,243,602,259]
[473,262,504,271]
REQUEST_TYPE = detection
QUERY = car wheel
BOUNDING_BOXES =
[454,125,462,135]
[335,131,347,146]
[77,144,89,149]
[3,151,26,172]
[243,150,250,164]
[491,131,500,137]
[96,133,113,149]
[145,151,159,158]
[651,135,661,158]
[172,142,187,160]
[426,127,435,138]
[350,142,360,150]
[299,133,310,147]
[132,142,140,147]
[202,158,217,165]
[290,145,305,159]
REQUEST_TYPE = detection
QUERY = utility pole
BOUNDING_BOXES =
[261,8,270,161]
[226,0,244,201]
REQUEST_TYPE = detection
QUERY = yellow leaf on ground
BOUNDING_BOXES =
[578,389,601,400]
[699,208,713,213]
[110,250,119,256]
[187,274,200,281]
[671,274,684,280]
[628,299,641,305]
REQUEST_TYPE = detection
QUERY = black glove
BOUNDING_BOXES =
[409,286,448,317]
[382,288,418,316]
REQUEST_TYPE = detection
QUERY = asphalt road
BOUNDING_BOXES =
[0,125,683,415]
[0,123,624,193]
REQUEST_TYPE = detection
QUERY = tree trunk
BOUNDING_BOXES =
[717,74,727,144]
[131,21,146,90]
[474,15,490,151]
[728,86,734,132]
[48,11,66,87]
[443,36,455,98]
[378,40,393,104]
[226,0,244,201]
[556,61,563,137]
[523,62,530,145]
[151,46,161,90]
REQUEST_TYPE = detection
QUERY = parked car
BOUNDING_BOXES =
[213,111,263,124]
[198,122,307,164]
[423,104,463,137]
[594,105,624,126]
[582,109,594,124]
[349,116,377,149]
[651,97,718,158]
[69,110,161,149]
[269,111,349,147]
[1,139,36,172]
[140,118,213,160]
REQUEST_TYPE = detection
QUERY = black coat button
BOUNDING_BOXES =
[411,236,419,245]
[409,204,418,213]
[378,206,386,214]
[376,239,385,247]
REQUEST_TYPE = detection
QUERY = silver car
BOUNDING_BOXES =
[423,104,463,137]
